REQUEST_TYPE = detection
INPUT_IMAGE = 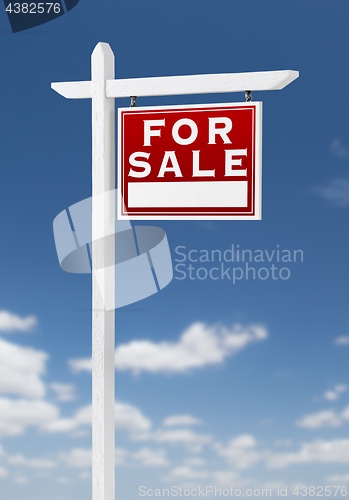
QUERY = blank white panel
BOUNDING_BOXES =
[128,181,248,208]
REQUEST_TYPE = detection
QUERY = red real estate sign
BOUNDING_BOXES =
[118,102,262,219]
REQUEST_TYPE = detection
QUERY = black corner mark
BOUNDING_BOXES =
[3,0,80,33]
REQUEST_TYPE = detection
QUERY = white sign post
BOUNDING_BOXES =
[91,44,116,500]
[51,42,298,500]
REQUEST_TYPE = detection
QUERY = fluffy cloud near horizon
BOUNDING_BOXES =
[170,465,210,479]
[69,322,268,375]
[334,336,349,346]
[324,385,347,401]
[162,415,203,427]
[296,410,342,428]
[0,311,37,333]
[267,439,349,468]
[59,447,169,468]
[217,434,349,471]
[326,473,349,484]
[0,398,59,437]
[218,435,264,469]
[0,467,8,478]
[0,337,48,399]
[42,401,152,435]
[7,454,56,469]
[165,466,244,485]
[134,428,213,453]
[59,448,92,468]
[50,383,76,402]
[296,405,349,429]
[45,404,213,453]
[132,448,169,467]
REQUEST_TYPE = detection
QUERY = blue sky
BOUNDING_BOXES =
[0,0,349,499]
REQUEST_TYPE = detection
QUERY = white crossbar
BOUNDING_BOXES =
[51,69,298,99]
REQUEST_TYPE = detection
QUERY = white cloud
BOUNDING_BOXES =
[69,323,268,375]
[218,435,263,470]
[13,474,28,484]
[296,405,349,429]
[213,471,240,487]
[0,337,48,399]
[330,138,349,159]
[42,417,77,434]
[0,310,37,333]
[34,471,52,478]
[267,439,349,468]
[68,358,91,373]
[162,415,202,427]
[340,406,349,421]
[132,448,169,467]
[115,448,128,466]
[335,336,349,346]
[314,179,349,207]
[274,440,293,447]
[115,447,169,467]
[324,385,347,401]
[184,458,206,467]
[260,419,274,426]
[326,474,349,484]
[60,447,168,469]
[114,402,152,433]
[43,401,151,435]
[114,323,267,374]
[0,467,8,478]
[59,448,91,468]
[0,398,59,437]
[7,454,57,468]
[57,477,72,484]
[170,466,210,479]
[165,467,254,490]
[324,391,340,401]
[296,410,342,429]
[217,436,349,470]
[135,428,213,453]
[50,383,76,402]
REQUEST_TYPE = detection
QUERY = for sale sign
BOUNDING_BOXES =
[118,102,262,220]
